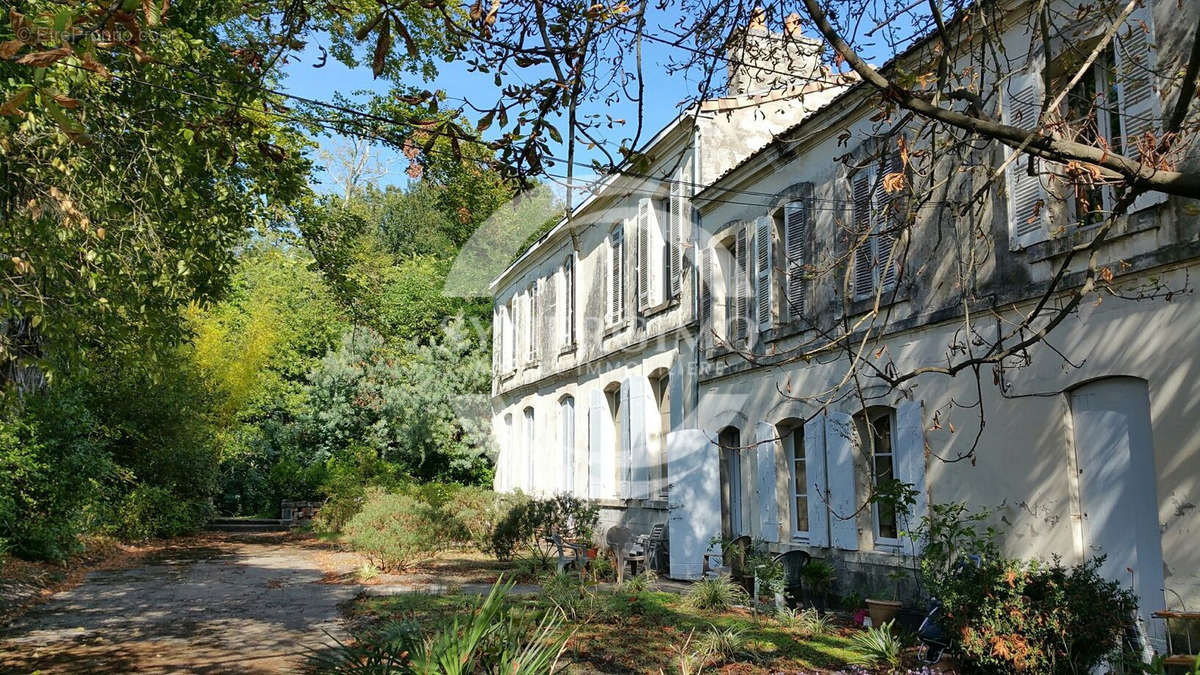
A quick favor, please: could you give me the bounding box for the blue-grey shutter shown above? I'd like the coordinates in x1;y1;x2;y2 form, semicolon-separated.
755;421;780;543
1114;6;1166;213
895;400;928;551
826;412;859;551
803;413;830;547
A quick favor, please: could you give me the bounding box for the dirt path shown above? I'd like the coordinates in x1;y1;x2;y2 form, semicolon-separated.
0;532;360;674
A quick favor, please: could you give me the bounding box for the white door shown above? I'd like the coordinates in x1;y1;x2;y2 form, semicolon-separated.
1070;378;1165;647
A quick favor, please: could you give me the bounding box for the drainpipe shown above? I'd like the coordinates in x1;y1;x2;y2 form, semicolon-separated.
692;121;703;429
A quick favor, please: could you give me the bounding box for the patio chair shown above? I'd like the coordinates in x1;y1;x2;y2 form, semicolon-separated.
638;523;668;573
605;526;645;583
702;535;752;582
547;533;588;580
772;549;812;607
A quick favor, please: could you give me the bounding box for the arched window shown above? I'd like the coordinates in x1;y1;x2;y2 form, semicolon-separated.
523;406;535;492
780;419;809;540
559;396;575;494
718;426;743;538
561;255;576;347
855;406;898;543
650;370;670;499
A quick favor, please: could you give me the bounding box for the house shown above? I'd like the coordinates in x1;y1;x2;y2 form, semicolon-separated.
490;0;1198;648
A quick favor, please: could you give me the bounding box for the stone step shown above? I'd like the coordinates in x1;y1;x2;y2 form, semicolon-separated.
206;518;288;532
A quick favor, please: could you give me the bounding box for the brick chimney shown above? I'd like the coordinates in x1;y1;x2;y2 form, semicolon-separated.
726;8;826;96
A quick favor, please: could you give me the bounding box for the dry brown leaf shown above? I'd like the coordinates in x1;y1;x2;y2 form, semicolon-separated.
52;93;81;109
0;87;31;116
0;40;25;59
16;45;72;67
882;171;906;193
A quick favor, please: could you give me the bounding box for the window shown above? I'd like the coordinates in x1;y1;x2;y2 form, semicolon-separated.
718;426;743;538
637;197;667;311
668;166;687;298
560;397;575;494
503;412;513;490
502;298;514;372
786;426;809;539
718;227;751;344
561;255;575;347
526;281;539;362
608;225;625;325
851;152;900;300
606;385;624;495
860;408;898;543
523;406;535;492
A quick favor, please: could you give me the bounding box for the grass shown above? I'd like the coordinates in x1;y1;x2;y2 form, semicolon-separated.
351;584;862;673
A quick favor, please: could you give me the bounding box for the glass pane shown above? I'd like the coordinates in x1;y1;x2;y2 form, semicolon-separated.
794;459;807;498
796;497;809;533
878;501;898;539
874;453;894;483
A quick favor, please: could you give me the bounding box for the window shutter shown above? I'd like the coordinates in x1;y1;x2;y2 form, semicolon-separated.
1003;62;1051;249
895;400;928;552
619;380;633;499
699;247;713;343
528;283;539;361
826;412;859;551
735;225;748;342
648;199;666;306
755;216;773;332
852;169;875;298
563;255;575;346
878;152;901;291
1115;8;1166;213
637;200;651;311
588;390;608;498
628;376;652;500
669;179;683;297
544;274;556;353
492;306;501;375
610;227;624;323
802;414;830;547
755;422;780;543
784;193;810;321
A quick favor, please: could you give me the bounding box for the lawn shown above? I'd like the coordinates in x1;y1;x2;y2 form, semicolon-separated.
348;578;867;673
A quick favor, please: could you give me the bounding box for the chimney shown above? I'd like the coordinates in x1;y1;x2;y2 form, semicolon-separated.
725;8;826;97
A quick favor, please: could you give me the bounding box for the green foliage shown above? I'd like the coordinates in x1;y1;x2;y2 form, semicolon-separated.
849;620;904;668
113;485;211;542
341;489;459;571
313;580;567;674
685;575;752;612
913;501;1000;592
698;623;751;664
799;558;837;592
939;556;1138;673
488;494;599;562
777;607;834;636
538;571;600;622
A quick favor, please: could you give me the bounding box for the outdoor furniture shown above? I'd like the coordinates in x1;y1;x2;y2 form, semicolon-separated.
702;535;752;581
772;549;812;607
1152;610;1200;668
638;523;668;573
547;533;589;580
605;526;645;583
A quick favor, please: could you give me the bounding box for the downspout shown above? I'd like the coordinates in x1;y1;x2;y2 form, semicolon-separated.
692;121;703;429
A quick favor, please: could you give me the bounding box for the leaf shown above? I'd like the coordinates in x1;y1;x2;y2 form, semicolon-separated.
355;12;385;41
371;20;391;78
52;93;81;109
0;87;32;116
476;109;495;133
882;171;906;193
394;20;419;60
545;123;562;144
0;40;25;59
16;45;73;67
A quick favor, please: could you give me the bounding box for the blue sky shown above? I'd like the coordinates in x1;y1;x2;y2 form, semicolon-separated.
281;31;692;194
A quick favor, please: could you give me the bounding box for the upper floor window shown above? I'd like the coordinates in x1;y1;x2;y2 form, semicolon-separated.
1003;8;1164;249
526;280;539;363
851;151;900;301
636;197;668;311
561;254;575;348
608;225;626;325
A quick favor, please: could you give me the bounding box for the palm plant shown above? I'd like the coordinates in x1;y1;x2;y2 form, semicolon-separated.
848;619;904;670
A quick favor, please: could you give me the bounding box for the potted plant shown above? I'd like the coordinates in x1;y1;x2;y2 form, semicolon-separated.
798;559;836;610
865;573;903;626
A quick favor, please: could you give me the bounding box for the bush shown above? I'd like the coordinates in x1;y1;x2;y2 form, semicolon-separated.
939;556;1137;673
441;485;523;552
849;620;904;668
342;489;458;571
489;493;598;562
114;485;211;541
685;574;751;611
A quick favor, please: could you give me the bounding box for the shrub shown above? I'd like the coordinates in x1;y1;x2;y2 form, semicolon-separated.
489;493;598;562
697;624;752;664
341;489;457;571
939;556;1137;673
438;485;524;552
778;607;834;636
849;620;904;668
538;571;599;621
685;574;751;611
114;485;211;541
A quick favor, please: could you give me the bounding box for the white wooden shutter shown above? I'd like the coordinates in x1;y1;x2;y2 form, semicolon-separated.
755;216;773;332
544;274;556;353
735;225;748;342
649;200;666;306
609;226;624;323
826;411;859;551
637;200;650;310
877;152;901;291
784;194;810;321
852;169;875;299
755;421;780;543
669;179;683;297
588;390;606;498
619;380;633;499
802;413;830;547
562;255;575;347
699;247;713;339
895;400;928;551
528;282;539;361
1003;62;1051;249
492;306;501;375
1115;7;1167;213
627;376;652;500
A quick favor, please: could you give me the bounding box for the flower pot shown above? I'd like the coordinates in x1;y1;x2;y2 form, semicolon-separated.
866;598;902;626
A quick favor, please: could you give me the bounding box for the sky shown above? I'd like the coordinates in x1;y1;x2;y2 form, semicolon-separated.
281;27;693;195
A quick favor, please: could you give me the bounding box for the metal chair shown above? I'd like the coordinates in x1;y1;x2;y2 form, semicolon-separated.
638;523;668;573
547;533;588;580
702;535;752;579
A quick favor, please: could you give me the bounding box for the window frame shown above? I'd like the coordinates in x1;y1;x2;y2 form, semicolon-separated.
864;408;901;549
785;425;810;542
561;254;576;349
560;396;575;494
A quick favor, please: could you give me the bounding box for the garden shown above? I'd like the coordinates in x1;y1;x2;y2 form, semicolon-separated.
309;487;1167;674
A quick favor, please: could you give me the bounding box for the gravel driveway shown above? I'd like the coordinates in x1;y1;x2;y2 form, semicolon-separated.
0;533;359;674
